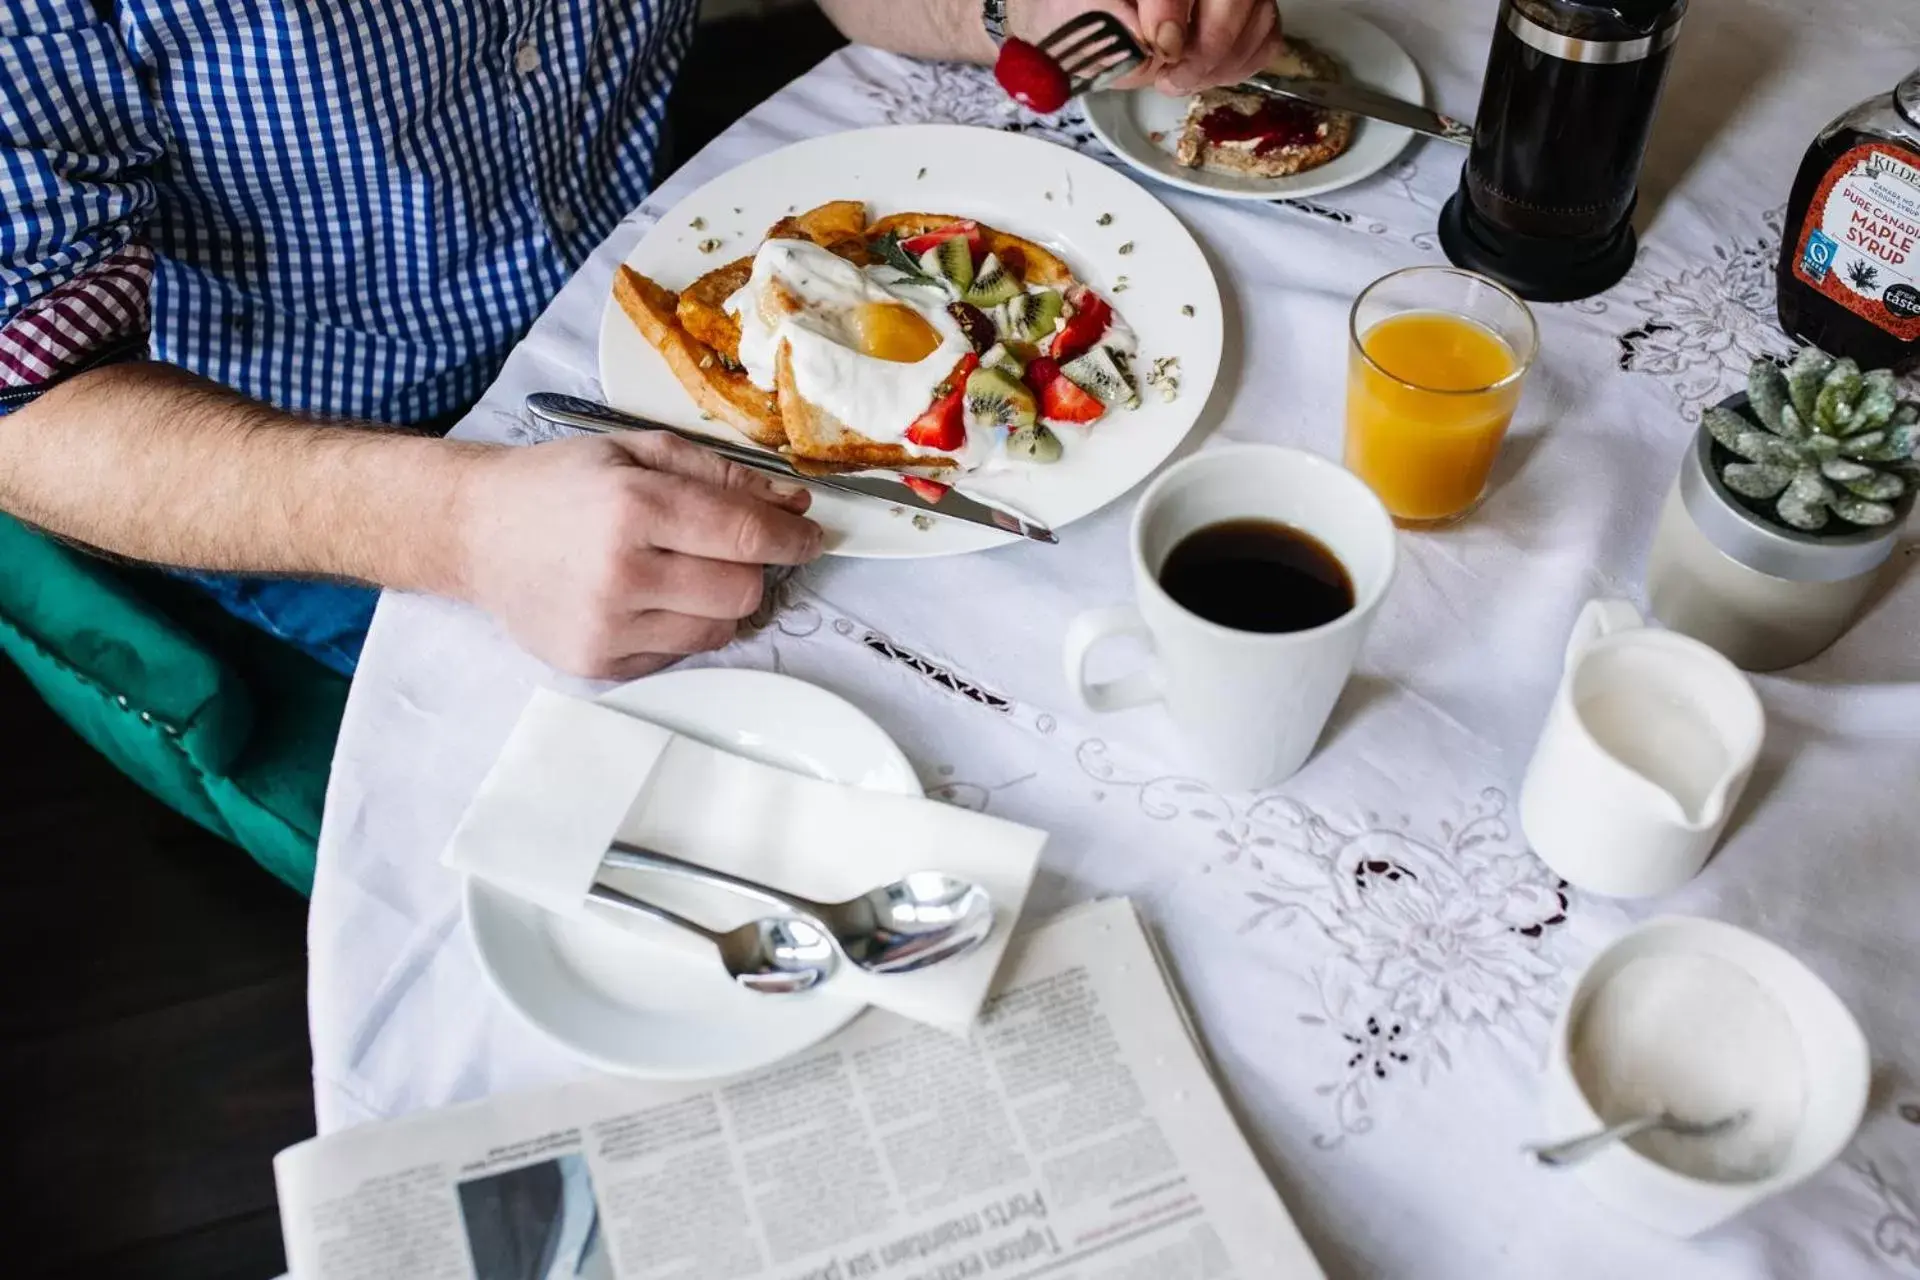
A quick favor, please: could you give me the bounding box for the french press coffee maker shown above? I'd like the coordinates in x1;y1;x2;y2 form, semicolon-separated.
1439;0;1688;302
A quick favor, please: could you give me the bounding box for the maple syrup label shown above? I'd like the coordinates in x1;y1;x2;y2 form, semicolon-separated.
1791;142;1920;341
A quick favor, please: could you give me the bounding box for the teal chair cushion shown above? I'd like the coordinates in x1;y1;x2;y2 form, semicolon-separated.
0;513;346;894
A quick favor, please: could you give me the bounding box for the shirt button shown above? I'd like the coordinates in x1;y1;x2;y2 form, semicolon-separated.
551;207;578;235
513;41;541;74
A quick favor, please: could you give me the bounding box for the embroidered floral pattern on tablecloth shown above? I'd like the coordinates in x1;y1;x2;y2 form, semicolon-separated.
742;566;818;639
860;58;1099;153
827;616;1017;713
1853;1158;1920;1268
1613;205;1920;420
1615;208;1794;419
1077;738;1575;1147
926;767;1038;813
1279;198;1389;238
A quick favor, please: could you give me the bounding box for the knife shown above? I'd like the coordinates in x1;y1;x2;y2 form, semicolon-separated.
524;393;1058;544
1244;73;1475;148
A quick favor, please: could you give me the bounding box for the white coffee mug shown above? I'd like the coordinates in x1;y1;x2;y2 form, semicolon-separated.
1519;599;1765;898
1063;445;1397;791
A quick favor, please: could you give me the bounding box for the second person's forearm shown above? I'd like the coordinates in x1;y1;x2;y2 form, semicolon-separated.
814;0;999;63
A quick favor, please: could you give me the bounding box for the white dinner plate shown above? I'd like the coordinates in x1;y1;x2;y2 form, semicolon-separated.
1082;8;1424;202
465;669;921;1079
597;124;1223;558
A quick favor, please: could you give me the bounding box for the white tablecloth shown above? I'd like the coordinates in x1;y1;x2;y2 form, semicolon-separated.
309;5;1920;1275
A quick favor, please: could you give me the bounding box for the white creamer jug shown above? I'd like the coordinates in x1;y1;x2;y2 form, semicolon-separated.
1520;600;1766;898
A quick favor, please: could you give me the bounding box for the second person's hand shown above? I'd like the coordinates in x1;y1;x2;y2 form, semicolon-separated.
1153;0;1280;94
1013;0;1282;96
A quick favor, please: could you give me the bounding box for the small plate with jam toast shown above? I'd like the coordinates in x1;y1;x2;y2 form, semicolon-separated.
598;124;1223;558
1082;9;1424;202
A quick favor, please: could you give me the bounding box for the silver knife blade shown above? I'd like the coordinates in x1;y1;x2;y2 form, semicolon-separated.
1243;73;1475;148
524;393;1058;544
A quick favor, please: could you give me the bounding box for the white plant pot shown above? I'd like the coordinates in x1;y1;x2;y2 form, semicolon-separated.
1645;397;1903;672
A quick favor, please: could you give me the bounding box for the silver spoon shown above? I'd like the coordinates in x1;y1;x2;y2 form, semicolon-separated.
1526;1109;1751;1168
586;881;836;995
603;843;996;976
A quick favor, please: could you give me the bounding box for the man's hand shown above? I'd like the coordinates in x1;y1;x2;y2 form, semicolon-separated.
456;431;824;680
1014;0;1281;95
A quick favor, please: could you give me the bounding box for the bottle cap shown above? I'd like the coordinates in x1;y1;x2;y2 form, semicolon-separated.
1898;68;1920;129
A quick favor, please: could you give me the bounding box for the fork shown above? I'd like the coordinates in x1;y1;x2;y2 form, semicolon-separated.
1038;11;1148;98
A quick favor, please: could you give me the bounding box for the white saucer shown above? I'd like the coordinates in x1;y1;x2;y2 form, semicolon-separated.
465;669;921;1079
1082;8;1425;202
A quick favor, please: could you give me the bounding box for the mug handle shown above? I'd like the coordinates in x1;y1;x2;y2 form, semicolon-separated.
1063;606;1164;713
1566;597;1646;668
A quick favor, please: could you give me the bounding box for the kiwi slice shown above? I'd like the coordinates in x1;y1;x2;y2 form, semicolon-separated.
919;237;974;293
1005;289;1064;343
980;342;1026;379
964;365;1037;433
963;253;1021;307
998;299;1029;339
1062;346;1140;409
1006;423;1063;463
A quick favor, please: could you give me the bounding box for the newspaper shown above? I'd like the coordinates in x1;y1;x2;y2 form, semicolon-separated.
274;898;1325;1280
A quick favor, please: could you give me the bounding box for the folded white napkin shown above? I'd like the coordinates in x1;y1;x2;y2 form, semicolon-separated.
444;688;1046;1032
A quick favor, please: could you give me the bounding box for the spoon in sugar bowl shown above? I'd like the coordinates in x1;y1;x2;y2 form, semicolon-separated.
602;842;996;976
1526;1109;1751;1169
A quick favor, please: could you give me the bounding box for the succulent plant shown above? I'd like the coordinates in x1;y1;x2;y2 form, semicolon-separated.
1705;347;1919;531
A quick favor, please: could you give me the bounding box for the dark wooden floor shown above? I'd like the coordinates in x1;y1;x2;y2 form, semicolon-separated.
0;12;850;1278
0;655;314;1278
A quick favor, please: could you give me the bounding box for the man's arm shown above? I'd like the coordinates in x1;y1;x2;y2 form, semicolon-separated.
2;361;824;678
3;362;473;591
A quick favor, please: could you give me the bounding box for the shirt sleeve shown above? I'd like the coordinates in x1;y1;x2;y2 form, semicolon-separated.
0;1;165;412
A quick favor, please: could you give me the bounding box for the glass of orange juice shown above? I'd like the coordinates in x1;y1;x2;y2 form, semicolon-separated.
1344;267;1538;528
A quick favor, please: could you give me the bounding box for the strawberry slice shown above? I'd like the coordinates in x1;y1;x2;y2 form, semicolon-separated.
941;352;979;395
1038;370;1106;424
901;476;951;503
906;386;965;450
901;221;987;265
905;354;977;451
1048;286;1114;360
1023;355;1063;398
1024;354;1104;424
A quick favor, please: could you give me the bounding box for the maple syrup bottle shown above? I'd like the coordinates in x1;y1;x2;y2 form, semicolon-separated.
1777;69;1920;371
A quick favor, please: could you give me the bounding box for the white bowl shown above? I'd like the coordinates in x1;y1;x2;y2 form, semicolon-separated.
1543;916;1869;1236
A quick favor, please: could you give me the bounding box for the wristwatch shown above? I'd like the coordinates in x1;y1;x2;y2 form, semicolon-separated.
982;0;1009;45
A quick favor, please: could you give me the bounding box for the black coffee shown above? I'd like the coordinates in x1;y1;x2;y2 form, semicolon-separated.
1158;519;1354;634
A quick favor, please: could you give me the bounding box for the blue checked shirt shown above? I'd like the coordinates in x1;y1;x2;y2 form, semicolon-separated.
0;0;696;424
